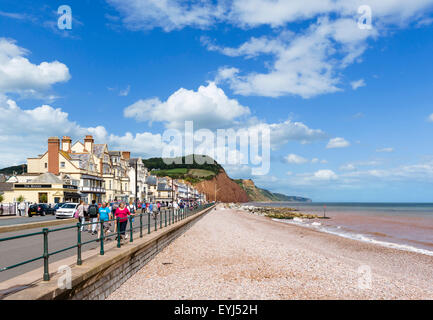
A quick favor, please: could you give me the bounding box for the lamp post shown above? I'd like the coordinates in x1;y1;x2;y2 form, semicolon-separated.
214;184;221;202
135;159;138;208
172;178;175;218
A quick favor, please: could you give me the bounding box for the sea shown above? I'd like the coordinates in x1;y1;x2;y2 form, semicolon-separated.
246;202;433;256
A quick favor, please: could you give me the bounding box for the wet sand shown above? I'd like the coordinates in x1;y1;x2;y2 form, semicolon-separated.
107;205;433;300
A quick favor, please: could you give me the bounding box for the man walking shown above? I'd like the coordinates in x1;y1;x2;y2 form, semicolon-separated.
88;200;99;235
98;202;112;240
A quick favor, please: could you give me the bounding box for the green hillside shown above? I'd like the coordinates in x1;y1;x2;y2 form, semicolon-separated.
0;164;27;175
143;155;222;175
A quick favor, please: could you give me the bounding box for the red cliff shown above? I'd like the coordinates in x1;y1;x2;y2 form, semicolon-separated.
195;170;249;203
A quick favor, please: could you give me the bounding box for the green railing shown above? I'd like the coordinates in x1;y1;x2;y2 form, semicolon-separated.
0;203;215;281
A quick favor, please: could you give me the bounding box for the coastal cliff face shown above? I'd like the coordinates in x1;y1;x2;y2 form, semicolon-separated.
233;178;312;203
195;170;249;203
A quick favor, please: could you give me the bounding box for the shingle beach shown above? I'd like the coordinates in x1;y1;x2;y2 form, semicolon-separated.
107;205;433;300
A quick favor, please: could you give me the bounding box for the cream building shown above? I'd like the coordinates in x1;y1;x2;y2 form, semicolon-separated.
18;136;132;204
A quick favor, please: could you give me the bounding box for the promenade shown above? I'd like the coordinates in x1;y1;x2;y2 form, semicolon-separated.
108;205;433;300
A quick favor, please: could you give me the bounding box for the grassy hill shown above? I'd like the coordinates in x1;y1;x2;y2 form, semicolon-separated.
0;164;27;175
145;155;222;184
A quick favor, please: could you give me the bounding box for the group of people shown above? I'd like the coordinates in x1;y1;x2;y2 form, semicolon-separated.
75;199;202;241
76;200;136;241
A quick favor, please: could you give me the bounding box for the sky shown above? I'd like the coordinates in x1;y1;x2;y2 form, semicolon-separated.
1;0;433;202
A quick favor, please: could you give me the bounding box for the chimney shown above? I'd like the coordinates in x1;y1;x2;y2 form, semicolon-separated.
122;151;131;160
84;135;94;153
61;136;72;152
47;137;60;175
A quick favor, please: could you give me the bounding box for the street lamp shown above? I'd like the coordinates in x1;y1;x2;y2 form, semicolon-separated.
214;184;221;203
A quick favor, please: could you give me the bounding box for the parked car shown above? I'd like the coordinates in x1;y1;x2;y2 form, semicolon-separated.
28;204;56;217
55;203;79;219
53;202;66;211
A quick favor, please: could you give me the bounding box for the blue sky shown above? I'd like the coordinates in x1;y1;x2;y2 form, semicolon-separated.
1;0;433;202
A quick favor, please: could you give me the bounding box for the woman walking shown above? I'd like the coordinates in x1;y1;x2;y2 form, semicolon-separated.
114;202;130;241
77;201;86;232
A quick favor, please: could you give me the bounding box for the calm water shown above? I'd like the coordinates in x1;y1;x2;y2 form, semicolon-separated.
247;202;433;255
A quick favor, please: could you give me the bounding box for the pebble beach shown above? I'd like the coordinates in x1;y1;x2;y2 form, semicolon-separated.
107;205;433;300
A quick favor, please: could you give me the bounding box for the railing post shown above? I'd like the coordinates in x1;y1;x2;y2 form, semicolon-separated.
165;210;167;227
169;209;171;225
140;213;143;238
129;215;133;243
117;218;121;248
155;212;157;231
43;228;49;281
77;222;82;265
148;211;151;234
99;221;104;255
160;210;163;229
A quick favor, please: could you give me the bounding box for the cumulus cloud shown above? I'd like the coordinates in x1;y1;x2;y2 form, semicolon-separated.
0;38;70;95
351;79;366;90
108;1;433;98
0;95;170;166
213;18;375;98
106;0;224;32
124;82;250;129
285;154;309;164
376;147;394;153
327;137;350;149
107;0;433;31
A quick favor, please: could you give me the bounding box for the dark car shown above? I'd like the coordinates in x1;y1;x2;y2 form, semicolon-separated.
28;204;56;217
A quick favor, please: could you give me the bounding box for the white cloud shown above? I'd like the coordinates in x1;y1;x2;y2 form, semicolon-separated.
376;147;394;153
0;38;70;95
340;163;357;171
108;1;433;99
0;95;170;166
285;154;309;164
266;119;327;148
108;0;433;31
428;113;433;122
124;82;250;129
214;18;375;98
313;169;338;181
106;0;224;32
119;85;130;96
350;79;366;90
327;137;350;149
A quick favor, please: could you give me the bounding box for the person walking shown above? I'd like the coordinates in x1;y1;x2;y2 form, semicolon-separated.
97;202;112;240
114;202;130;241
173;201;178;217
77;201;87;232
18;201;26;217
88;200;99;235
126;201;136;240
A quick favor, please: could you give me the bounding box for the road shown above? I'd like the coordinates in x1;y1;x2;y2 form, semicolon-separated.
0;210;174;282
0;215;57;227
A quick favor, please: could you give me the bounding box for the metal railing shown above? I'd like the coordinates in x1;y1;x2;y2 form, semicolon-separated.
0;203;215;281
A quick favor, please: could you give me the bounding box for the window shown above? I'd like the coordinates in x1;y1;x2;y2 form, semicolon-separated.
60;162;65;168
44;163;47;169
